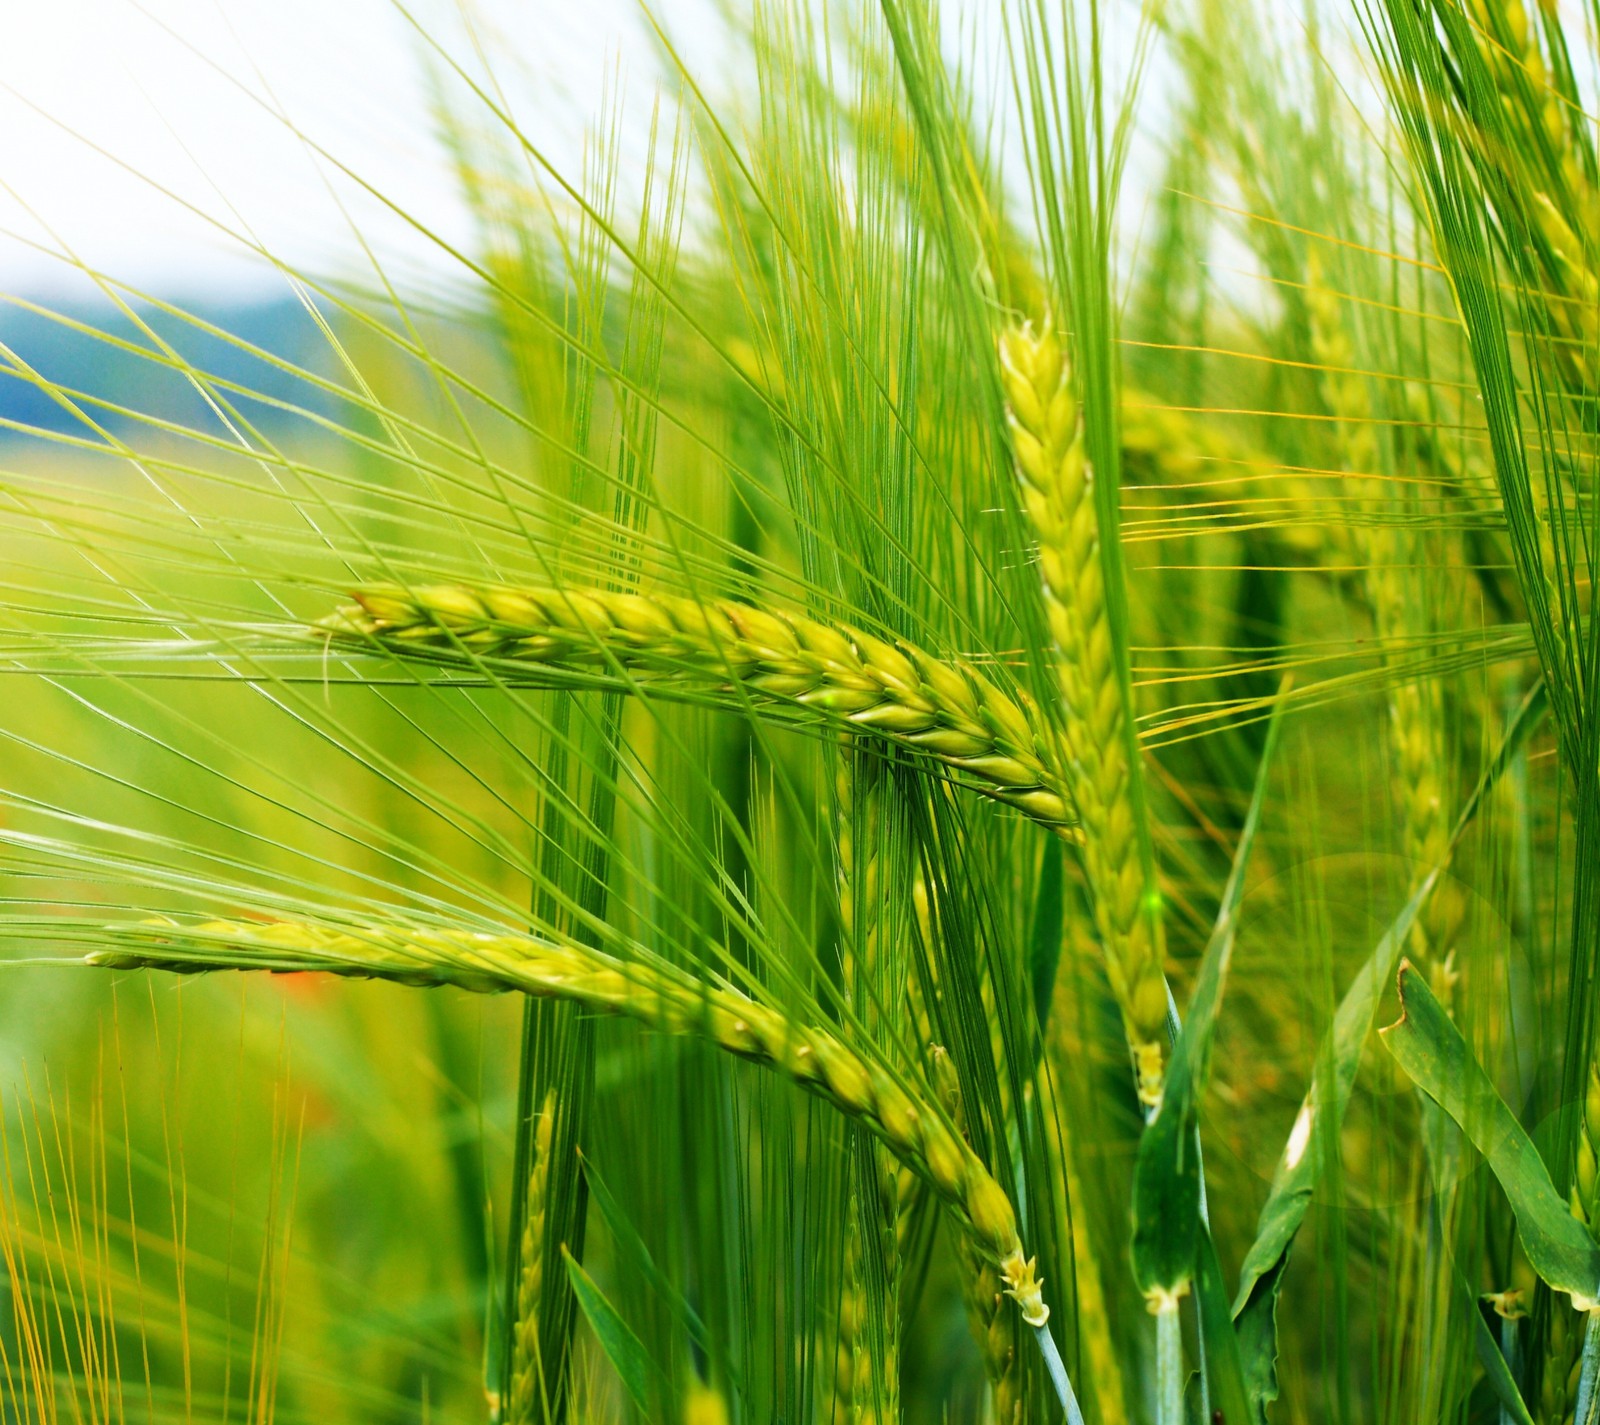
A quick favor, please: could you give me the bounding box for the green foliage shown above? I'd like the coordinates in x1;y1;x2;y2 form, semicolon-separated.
2;0;1598;1421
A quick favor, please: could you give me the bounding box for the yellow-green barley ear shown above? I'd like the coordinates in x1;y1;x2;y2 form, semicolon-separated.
320;584;1079;841
998;319;1168;1108
91;918;1051;1330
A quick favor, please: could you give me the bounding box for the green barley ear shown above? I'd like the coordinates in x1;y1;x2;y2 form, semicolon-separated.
508;1091;558;1425
830;1146;902;1425
832;1181;868;1425
831;754;904;1425
998;320;1168;1108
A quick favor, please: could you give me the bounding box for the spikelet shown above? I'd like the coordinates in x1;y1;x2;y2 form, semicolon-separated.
90;918;1049;1326
508;1090;557;1425
998;319;1168;1107
318;584;1078;840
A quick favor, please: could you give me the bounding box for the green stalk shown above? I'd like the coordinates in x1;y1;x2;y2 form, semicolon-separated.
1155;1295;1183;1425
500;684;624;1423
1576;1313;1600;1425
1032;1324;1086;1425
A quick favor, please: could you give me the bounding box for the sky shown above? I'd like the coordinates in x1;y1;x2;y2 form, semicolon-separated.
0;0;710;300
0;0;1310;306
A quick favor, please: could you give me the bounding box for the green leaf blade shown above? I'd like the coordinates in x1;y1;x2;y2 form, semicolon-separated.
1380;963;1600;1305
562;1246;659;1416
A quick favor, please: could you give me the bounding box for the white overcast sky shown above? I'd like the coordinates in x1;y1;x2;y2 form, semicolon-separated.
0;0;1332;304
0;0;726;300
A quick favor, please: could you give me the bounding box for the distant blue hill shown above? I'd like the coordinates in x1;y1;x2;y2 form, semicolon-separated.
0;296;340;444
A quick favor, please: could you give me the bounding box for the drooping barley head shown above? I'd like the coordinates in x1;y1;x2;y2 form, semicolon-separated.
319;584;1078;840
89;918;1050;1327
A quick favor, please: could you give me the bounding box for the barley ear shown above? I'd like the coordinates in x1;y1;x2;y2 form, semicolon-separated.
89;919;1049;1329
998;319;1168;1108
832;1183;867;1425
831;750;904;1425
508;1090;558;1425
318;584;1080;841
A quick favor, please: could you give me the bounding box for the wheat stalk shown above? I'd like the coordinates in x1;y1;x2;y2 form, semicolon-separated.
999;319;1168;1107
317;584;1077;840
87;918;1050;1327
508;1089;557;1425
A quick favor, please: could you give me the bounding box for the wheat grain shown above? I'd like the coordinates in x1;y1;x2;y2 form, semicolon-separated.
999;319;1168;1107
508;1089;557;1425
88;919;1049;1326
318;584;1077;840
